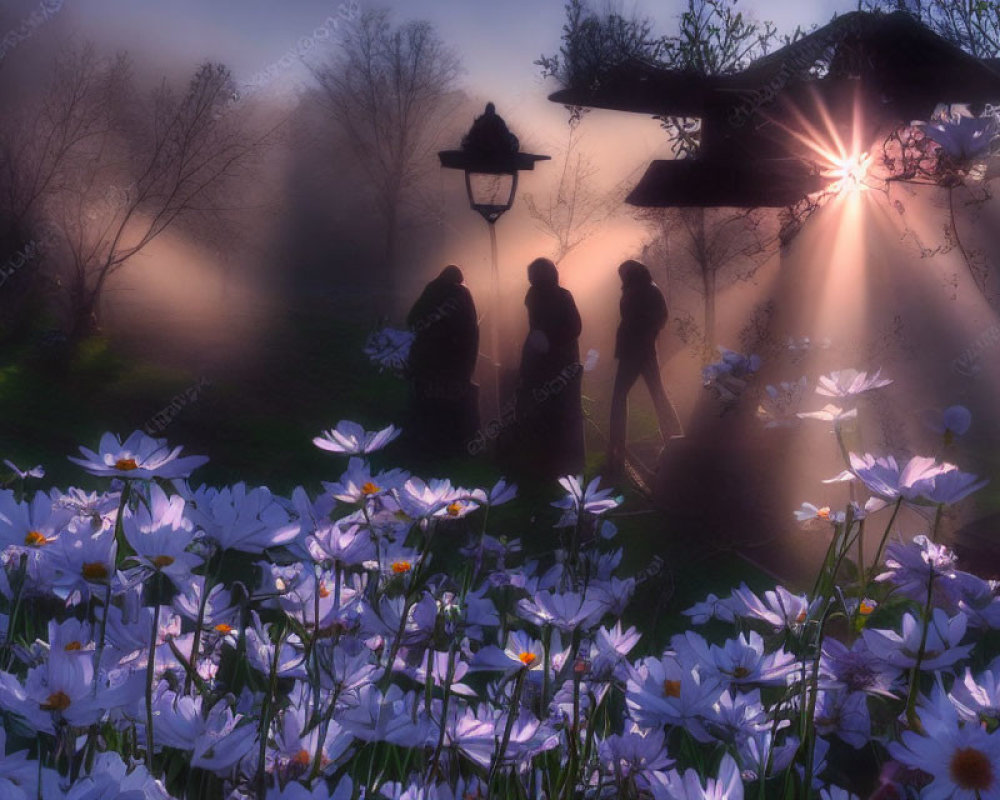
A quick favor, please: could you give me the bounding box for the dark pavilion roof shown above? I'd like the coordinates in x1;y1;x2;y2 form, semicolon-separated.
549;11;1000;207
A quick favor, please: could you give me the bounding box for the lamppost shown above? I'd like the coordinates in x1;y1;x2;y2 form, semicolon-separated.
439;102;549;413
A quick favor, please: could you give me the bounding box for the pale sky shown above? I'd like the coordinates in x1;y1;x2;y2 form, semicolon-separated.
0;0;857;199
2;0;856;108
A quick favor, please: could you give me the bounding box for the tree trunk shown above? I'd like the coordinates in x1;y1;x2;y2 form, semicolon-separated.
703;266;716;356
68;280;100;342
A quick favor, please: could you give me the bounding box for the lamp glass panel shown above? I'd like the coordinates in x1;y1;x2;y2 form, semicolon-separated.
467;172;515;209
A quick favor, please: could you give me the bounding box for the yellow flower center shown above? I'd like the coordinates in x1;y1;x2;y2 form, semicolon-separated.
82;562;109;581
518;652;537;666
152;555;175;569
447;501;462;517
41;691;71;711
949;746;993;791
391;560;412;574
65;641;83;651
214;624;233;634
24;530;48;546
361;482;380;496
114;457;139;471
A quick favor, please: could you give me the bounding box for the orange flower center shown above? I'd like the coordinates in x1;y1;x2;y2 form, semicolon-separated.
82;562;109;581
292;749;311;766
114;457;138;471
65;641;83;651
391;560;412;574
41;691;71;711
24;530;48;546
859;601;876;616
214;624;233;634
816;507;831;520
318;583;330;598
518;652;537;666
663;679;681;698
732;666;751;679
446;502;462;517
152;555;175;569
796;610;807;623
949;746;993;791
361;482;380;496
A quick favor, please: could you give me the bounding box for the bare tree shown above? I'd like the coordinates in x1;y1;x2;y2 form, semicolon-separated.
0;44;125;246
20;49;267;338
312;10;462;283
521;120;627;264
642;207;777;353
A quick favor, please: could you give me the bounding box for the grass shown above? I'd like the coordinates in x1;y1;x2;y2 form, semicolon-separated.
0;312;775;653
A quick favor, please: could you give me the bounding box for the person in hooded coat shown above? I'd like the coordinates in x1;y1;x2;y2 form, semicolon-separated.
406;265;480;454
513;257;585;479
609;259;682;473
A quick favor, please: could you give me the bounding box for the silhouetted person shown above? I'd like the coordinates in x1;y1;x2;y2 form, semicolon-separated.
406;265;480;455
609;260;681;473
513;258;584;479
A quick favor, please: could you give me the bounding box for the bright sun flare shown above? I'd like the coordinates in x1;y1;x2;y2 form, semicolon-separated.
823;151;873;193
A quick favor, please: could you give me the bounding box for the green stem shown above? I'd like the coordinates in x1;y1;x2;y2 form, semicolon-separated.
145;586;161;773
488;669;526;790
905;572;936;729
185;550;223;695
425;641;458;783
869;497;903;586
256;621;284;797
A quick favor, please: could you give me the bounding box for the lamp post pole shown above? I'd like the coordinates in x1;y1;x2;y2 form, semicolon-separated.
439;103;549;426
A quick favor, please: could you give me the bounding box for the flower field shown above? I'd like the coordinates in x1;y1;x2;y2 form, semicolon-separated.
1;372;999;799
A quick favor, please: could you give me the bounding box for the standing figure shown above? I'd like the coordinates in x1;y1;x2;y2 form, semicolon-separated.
406;265;480;455
514;257;585;479
609;260;682;473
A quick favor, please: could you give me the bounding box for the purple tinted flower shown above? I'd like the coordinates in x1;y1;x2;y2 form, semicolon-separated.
814;688;870;749
625;653;721;735
730;584;821;632
186;483;298;554
552;475;621;527
2;460;44;481
862;609;972;671
923;405;972;440
516;589;610;633
820;637;901;699
312;421;401;455
68;431;208;479
815;367;892;399
599;725;673;791
673;630;796;688
684;593;738;626
322;457;408;504
922;110;999;161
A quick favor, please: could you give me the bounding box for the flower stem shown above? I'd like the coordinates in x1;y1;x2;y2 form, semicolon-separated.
869;497;903;586
488;669;526;790
145;585;161;773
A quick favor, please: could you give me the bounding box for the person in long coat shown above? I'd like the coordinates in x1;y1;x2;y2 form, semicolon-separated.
514;257;585;479
608;259;682;473
406;265;480;454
